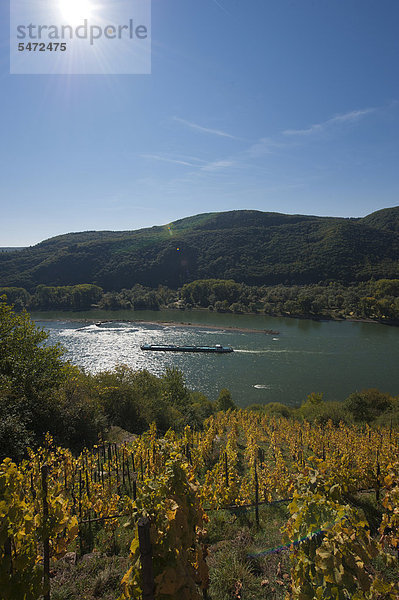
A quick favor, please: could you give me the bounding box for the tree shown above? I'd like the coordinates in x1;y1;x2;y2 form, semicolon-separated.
0;394;34;461
0;287;30;311
215;388;236;411
0;297;74;457
0;298;69;400
91;366;146;434
374;278;399;298
304;392;324;406
161;368;190;409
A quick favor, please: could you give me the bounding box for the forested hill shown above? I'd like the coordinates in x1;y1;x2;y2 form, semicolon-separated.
0;247;25;253
1;207;399;291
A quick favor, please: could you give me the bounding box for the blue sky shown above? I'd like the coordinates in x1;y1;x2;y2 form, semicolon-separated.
1;0;399;246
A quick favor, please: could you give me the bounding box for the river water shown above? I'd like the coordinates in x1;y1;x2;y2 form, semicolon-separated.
31;309;399;408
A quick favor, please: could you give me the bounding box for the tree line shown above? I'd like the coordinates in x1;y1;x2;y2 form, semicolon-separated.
2;277;399;323
181;278;399;322
0;284;176;312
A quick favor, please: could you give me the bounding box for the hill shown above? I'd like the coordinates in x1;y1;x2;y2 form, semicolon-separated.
360;205;399;232
0;247;26;253
0;207;398;291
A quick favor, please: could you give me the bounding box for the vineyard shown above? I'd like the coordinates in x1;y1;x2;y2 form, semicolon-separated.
1;412;399;599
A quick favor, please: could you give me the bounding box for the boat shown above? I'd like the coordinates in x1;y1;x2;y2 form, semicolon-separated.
140;344;233;353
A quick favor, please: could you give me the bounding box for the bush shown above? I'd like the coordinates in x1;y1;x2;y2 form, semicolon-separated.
0;396;34;461
263;402;292;418
302;401;351;426
344;388;395;423
51;375;107;453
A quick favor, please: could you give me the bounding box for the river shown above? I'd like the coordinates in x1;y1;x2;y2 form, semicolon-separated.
31;309;399;408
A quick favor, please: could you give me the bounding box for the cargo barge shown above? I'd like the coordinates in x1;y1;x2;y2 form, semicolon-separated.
140;344;233;353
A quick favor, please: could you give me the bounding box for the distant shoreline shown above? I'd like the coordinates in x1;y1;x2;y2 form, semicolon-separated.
31;307;399;331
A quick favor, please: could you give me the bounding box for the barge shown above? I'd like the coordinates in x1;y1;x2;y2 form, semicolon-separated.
140;344;233;353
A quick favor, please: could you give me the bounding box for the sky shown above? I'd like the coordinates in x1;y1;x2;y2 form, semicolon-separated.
1;0;399;246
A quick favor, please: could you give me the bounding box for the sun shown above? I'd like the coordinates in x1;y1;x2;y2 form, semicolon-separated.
59;0;94;26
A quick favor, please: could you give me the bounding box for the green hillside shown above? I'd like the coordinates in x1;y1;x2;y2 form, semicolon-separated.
0;208;398;291
0;247;25;253
360;205;399;233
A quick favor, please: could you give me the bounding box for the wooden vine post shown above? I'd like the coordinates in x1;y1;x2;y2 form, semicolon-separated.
78;469;83;556
131;453;137;500
138;517;155;600
224;452;229;488
254;460;259;528
4;536;12;576
41;464;50;600
376;450;381;503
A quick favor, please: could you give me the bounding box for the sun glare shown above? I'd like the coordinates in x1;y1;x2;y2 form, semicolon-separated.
59;0;94;26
